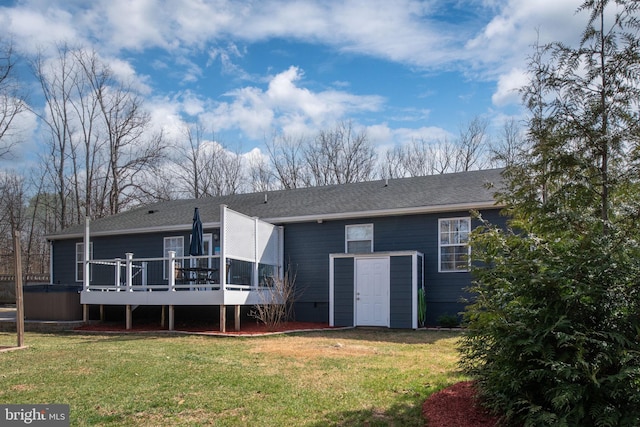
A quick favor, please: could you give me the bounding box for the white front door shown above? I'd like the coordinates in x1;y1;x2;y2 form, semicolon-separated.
355;257;390;327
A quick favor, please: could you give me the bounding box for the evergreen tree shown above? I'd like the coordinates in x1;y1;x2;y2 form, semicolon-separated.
460;1;640;425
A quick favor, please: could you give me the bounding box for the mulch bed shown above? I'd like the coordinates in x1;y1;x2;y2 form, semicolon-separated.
422;381;499;427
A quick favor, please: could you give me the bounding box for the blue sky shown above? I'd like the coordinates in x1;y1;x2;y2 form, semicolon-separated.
0;0;589;166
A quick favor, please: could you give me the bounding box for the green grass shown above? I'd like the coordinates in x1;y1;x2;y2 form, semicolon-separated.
0;329;465;426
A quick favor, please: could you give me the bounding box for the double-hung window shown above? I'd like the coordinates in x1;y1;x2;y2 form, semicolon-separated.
75;242;93;282
439;217;471;272
345;224;373;253
164;236;184;279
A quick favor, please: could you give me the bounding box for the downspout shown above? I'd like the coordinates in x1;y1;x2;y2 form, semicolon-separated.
278;226;284;281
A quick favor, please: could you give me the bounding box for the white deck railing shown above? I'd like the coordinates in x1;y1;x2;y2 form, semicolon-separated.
81;251;281;307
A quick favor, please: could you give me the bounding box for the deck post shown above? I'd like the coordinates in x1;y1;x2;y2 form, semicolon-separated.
160;305;166;328
84;217;90;292
100;305;105;321
168;251;176;291
83;305;89;322
115;258;122;291
168;305;174;331
220;305;226;332
141;262;148;290
125;253;133;292
126;305;132;330
234;305;241;331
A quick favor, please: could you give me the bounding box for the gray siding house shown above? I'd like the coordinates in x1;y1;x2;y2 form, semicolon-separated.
48;168;505;330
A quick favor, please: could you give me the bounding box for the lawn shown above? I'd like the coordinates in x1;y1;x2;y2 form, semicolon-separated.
0;329;465;426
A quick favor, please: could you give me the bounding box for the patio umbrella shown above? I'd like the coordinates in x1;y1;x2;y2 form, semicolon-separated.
189;207;204;256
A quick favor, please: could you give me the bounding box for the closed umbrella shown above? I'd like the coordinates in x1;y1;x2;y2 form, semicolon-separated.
189;207;204;256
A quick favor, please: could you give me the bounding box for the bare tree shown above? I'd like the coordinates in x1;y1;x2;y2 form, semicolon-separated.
0;39;26;159
22;171;53;275
210;146;244;196
266;132;308;189
32;44;79;229
93;77;165;215
172;122;215;199
248;151;277;192
170;123;245;198
490;117;526;168
380;144;407;179
454;117;490;172
305;120;377;186
0;171;26;234
70;48;107;219
32;45;166;223
0;172;27;275
380;117;491;179
407;138;448;176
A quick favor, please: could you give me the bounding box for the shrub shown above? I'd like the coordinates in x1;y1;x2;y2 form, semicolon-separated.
460;217;640;426
437;314;459;328
249;267;297;331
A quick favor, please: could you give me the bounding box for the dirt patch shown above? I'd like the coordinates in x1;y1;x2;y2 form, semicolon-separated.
422;381;499;427
75;321;334;336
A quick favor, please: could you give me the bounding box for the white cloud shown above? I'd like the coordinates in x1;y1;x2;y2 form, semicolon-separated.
365;123;452;147
92;0;173;51
180;91;206;117
0;106;39;167
146;97;187;142
1;6;77;55
208;43;248;79
1;0;611;163
492;67;527;107
3;0;473;69
466;0;583;75
198;66;384;140
3;0;584;88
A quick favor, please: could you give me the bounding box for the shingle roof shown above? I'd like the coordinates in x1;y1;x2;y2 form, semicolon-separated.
49;168;504;239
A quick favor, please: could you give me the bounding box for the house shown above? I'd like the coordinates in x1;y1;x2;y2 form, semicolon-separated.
47;168;506;331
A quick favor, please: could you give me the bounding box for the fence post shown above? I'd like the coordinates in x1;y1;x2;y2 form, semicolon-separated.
168;251;176;291
13;230;24;348
125;253;133;292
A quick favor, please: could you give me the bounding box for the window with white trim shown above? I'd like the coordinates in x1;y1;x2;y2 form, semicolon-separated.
164;236;184;279
75;242;93;282
439;217;471;272
345;224;373;253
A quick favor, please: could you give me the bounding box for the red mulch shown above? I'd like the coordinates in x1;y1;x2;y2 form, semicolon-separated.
422;381;499;427
75;320;333;335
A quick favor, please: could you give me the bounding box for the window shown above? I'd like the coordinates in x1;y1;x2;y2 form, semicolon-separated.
439;217;471;272
191;234;212;270
346;224;373;253
75;242;93;282
164;236;184;279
